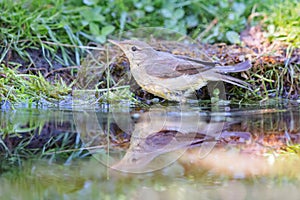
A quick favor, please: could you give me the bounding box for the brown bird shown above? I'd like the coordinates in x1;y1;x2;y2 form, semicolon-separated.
109;39;252;102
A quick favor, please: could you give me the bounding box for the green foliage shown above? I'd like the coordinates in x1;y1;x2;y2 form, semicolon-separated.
0;65;71;104
73;0;267;43
264;0;300;47
0;0;276;56
0;0;294;70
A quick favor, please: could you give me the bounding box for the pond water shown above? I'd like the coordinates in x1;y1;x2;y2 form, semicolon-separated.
1;101;300;199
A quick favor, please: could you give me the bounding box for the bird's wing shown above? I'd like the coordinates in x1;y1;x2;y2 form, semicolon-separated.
145;54;214;79
176;55;252;73
174;55;218;66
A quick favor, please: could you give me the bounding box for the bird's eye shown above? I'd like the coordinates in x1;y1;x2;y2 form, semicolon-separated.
131;46;137;51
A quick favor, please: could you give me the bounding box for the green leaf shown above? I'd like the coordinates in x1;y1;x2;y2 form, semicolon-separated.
83;0;99;6
161;8;172;18
81;9;94;20
134;2;143;9
101;25;115;36
89;22;100;35
186;15;198;28
232;2;246;17
81;20;89;27
226;31;241;44
95;35;106;43
81;7;104;23
144;5;154;13
134;10;145;18
174;9;184;20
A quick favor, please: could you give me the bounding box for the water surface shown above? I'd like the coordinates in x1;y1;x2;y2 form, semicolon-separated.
1;102;300;199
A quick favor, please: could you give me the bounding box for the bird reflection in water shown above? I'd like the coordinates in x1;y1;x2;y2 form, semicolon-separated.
112;105;228;173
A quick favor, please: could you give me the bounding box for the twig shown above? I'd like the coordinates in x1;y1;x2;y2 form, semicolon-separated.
197;18;218;41
44;66;79;77
21;67;48;73
41;41;105;51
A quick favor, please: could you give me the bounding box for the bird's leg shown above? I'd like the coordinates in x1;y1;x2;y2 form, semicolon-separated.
165;90;187;102
182;88;198;101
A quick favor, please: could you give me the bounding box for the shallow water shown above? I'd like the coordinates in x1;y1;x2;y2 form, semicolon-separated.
1;101;300;199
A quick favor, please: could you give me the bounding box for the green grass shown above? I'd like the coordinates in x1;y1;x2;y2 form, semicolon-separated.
1;0;77;67
0;0;294;60
264;0;300;47
0;65;71;104
0;0;279;68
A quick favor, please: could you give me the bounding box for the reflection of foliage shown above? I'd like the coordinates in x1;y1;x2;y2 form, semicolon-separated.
0;109;86;173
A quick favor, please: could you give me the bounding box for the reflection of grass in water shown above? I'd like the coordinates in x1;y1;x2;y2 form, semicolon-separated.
0;130;87;173
0;109;88;172
1;118;300;197
0;109;47;139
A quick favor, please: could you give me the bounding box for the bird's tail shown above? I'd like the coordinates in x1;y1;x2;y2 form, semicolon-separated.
215;60;252;73
220;74;252;90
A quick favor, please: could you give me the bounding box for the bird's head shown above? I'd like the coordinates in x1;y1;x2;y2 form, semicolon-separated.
108;39;155;66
